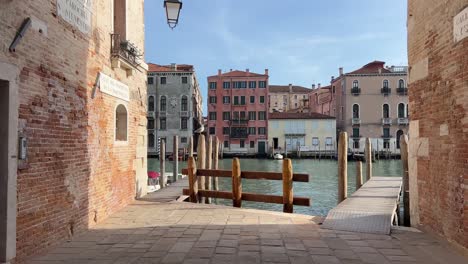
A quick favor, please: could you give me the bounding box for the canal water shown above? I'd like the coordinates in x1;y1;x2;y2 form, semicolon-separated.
148;158;402;216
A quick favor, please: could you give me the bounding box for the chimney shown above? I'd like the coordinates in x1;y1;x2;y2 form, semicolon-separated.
171;63;177;70
289;84;293;93
312;84;316;89
218;69;222;75
318;83;321;89
230;69;233;72
339;67;343;76
246;68;249;73
331;76;335;82
265;69;269;75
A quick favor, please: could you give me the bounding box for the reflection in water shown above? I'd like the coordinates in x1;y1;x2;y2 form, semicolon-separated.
148;158;402;216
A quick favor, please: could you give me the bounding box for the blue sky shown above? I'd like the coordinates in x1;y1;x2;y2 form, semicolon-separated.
144;0;408;114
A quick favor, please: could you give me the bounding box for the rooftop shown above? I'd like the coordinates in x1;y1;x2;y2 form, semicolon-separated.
148;63;194;72
269;112;335;120
346;61;407;75
269;85;313;93
208;69;268;78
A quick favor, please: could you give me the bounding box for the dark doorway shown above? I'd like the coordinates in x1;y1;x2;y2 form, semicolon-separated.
273;138;279;149
396;130;404;149
258;141;266;155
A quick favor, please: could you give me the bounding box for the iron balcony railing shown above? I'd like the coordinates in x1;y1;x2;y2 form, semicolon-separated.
351;87;361;95
381;118;392;125
396;87;408;95
111;33;142;68
352;118;361;125
381;87;391;95
397;117;409;125
230;118;249;126
147;112;155;118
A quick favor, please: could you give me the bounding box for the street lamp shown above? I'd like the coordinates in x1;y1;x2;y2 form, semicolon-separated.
164;0;182;29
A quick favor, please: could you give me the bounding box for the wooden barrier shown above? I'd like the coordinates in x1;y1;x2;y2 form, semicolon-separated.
173;135;178;182
365;138;372;180
197;135;206;202
356;161;363;190
188;136;193;157
213;137;219;191
338;132;348;202
400;134;410;226
182;158;310;213
205;136;213;204
160;140;166;188
187;157;198;203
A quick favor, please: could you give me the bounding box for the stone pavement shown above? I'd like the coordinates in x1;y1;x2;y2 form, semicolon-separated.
28;201;468;264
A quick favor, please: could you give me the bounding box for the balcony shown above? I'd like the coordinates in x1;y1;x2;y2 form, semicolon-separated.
147;112;155;118
397;117;409;125
396;87;408;95
381;134;392;139
351;134;361;139
351;87;361;96
381;118;392;125
230;127;248;138
230;118;249;126
352;118;361;125
381;87;391;96
111;34;143;75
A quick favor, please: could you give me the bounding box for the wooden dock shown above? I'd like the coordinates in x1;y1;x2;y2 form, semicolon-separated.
322;176;402;235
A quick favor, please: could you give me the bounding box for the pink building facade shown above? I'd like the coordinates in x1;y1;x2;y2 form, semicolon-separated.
207;69;269;156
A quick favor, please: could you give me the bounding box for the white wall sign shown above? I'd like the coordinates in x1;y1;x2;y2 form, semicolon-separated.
454;6;468;43
99;72;130;101
57;0;92;34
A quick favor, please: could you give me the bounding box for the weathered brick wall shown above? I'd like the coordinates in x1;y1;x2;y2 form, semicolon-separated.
0;0;147;262
407;0;467;249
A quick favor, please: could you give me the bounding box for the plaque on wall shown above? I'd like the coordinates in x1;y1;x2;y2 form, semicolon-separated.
454;6;468;43
57;0;92;34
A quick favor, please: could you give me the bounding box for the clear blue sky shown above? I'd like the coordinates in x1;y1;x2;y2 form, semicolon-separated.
144;0;408;114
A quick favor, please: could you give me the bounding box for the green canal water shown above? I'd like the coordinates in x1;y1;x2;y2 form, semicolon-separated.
148;158;402;216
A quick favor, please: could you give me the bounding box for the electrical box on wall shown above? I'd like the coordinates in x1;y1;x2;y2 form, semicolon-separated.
18;137;27;160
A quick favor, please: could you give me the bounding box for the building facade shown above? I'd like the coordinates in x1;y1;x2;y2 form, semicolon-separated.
268;112;336;153
147;63;203;156
207;69;269;155
334;61;409;154
268;84;311;113
0;0;148;262
408;0;468;249
309;84;336;117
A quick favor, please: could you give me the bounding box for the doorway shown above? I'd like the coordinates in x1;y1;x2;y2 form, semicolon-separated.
273;138;278;149
396;130;404;149
258;141;266;155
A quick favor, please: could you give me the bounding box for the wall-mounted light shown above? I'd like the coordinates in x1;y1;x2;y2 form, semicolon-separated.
164;0;182;29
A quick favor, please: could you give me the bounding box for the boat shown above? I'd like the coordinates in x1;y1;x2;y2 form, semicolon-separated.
274;153;283;160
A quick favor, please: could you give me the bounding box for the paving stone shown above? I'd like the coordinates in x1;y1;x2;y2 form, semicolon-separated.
261;246;286;254
308;247;333;255
194;240;217;248
218;239;239;248
285;243;306;251
303;239;329;248
357;253;391;264
186;247;214;258
310;255;341;264
169;242;195;253
215;247;237;254
261;253;290;263
333;249;359;260
239;245;261;252
350;246;378;253
161;253;186;263
385;255;417;262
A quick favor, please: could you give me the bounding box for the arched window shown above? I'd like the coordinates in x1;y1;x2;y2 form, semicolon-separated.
399;79;405;88
383;104;389;118
383;80;389;88
115;104;128;141
352;80;359;88
160;96;166;111
148;132;155;148
181;96;188;111
352;104;360;118
398;103;405;118
148;96;154;112
396;130;404;149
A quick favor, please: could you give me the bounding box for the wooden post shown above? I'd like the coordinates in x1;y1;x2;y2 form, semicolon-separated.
188;136;193;157
160;140;166;188
356;161;363;190
173;135;179;182
365;138;372;181
187;157;198;203
213;137;219;191
338;132;348;203
232;158;242;208
282;158;293;213
205;136;213;204
400;134;410;226
197;135;206;202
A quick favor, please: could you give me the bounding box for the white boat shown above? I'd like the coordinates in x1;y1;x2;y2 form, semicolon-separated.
274;153;283;160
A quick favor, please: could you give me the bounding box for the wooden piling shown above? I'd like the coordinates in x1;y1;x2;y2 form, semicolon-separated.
232;158;242;208
187;157;198;203
356;161;363;190
197;135;206;201
400;134;410;226
205;136;213;204
213;137;219;191
160;141;166;188
282;158;293;213
365;138;372;180
173;135;179;182
338;132;348;203
188;136;193;157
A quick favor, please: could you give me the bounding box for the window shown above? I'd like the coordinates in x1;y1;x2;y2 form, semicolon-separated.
294;95;297;99
260;96;265;103
160;77;167;84
209;112;217;120
250;141;255;148
398;103;405;118
113;0;127;37
332;86;335;94
249;81;256;88
240;140;245;148
312;137;319;146
352;128;360;138
240;111;246;119
209;82;217;89
233;81;247;88
147;119;155;129
181;137;187;143
223;96;230;104
352;104;360;118
399;79;405;88
115;104;127;141
383;127;390;138
259;81;266;88
248;111;256;120
295;103;297;107
352;80;359;88
250;96;255;103
383;80;389;88
383;140;390;149
233;96;239;105
239;96;245;105
160;118;167;130
147;77;154;85
181;117;188;130
148;133;155;148
241;81;247;88
181;96;188;111
258;111;266;120
160;96;167;111
248;127;256;135
258;127;266;135
224;141;229;148
148;96;154;111
325;137;333;146
209;96;217;104
223;112;231;120
182;76;188;84
209;127;215;135
353;140;360;149
223;127;230;135
223;82;230;89
383;104;390;118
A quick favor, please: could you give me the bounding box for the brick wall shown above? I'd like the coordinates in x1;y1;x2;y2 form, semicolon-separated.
0;0;147;262
407;0;467;249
